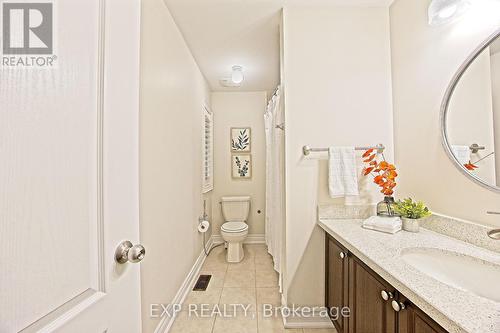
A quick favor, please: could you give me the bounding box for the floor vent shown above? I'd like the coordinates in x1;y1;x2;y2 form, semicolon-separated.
193;275;212;291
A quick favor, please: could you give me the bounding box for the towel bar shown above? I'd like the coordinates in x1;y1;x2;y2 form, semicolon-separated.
302;144;385;156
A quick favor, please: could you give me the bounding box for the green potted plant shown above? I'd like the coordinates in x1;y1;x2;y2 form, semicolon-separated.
394;198;431;233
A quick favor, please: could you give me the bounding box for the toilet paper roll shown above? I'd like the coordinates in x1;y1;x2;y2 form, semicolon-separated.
198;220;210;233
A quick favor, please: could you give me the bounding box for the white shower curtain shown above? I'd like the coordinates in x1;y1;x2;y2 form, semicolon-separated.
264;86;284;289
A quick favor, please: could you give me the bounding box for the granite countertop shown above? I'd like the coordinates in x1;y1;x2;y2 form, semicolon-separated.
318;218;500;333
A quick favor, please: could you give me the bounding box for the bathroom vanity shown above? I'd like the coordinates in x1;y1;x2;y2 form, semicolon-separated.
319;214;500;333
325;232;446;333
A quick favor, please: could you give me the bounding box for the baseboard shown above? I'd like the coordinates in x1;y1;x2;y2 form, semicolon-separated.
154;236;213;333
211;233;266;245
280;295;334;329
282;314;334;329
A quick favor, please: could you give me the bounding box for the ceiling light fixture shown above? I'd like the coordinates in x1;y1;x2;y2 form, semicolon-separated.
428;0;471;26
231;65;244;84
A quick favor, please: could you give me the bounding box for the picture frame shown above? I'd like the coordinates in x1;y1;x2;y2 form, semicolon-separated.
231;154;252;179
230;127;251;152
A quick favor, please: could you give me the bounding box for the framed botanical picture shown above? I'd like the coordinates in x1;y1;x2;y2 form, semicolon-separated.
232;154;252;179
231;127;251;152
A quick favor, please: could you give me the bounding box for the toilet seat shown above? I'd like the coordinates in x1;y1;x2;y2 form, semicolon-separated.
221;221;248;233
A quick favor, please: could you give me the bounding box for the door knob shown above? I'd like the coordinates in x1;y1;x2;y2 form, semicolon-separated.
381;290;394;301
115;241;146;264
339;252;346;259
391;300;406;312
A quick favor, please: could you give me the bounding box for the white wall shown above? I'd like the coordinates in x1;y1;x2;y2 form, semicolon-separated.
282;6;394;305
447;50;496;183
211;92;267;236
390;0;500;228
140;0;212;332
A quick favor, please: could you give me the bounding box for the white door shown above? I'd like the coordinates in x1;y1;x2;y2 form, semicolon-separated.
0;0;142;332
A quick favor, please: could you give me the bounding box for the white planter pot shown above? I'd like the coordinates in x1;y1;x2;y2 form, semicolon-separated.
402;218;420;233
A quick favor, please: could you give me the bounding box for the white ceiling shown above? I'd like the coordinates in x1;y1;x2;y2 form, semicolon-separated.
163;0;394;94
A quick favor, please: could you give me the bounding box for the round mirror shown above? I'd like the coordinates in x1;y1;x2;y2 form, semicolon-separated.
441;29;500;192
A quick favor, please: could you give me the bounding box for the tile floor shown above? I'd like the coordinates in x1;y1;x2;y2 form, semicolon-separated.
170;244;337;333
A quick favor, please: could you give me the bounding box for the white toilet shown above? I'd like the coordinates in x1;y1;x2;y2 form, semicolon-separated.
220;196;251;263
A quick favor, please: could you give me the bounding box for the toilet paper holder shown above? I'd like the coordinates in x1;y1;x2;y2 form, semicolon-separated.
198;219;210;233
198;200;210;233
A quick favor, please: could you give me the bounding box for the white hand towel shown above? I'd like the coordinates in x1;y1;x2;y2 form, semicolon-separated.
363;224;399;233
362;216;402;234
328;147;359;198
451;145;470;165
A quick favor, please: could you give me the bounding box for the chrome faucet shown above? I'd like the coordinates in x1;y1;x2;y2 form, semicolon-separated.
486;212;500;240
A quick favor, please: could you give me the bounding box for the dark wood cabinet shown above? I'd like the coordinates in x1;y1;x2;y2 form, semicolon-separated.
325;234;448;333
397;295;448;333
348;256;397;333
325;237;349;332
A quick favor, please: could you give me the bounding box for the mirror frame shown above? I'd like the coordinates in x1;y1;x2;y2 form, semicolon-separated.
440;28;500;193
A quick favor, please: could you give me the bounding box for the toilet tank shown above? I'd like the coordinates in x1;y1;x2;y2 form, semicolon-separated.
221;196;251;222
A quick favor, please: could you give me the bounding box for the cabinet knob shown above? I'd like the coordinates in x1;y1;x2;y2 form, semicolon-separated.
391;300;406;312
339;252;346;259
381;290;394;301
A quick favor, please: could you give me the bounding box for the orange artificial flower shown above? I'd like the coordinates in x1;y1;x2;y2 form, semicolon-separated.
363;167;375;175
464;161;478;170
362;149;374;158
361;150;398;197
363;154;376;163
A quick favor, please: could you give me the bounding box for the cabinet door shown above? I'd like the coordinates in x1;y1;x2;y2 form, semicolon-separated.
326;236;349;333
348;256;397;333
398;295;448;333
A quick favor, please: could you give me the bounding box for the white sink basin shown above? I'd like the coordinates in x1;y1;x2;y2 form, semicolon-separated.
401;248;500;302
